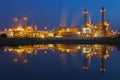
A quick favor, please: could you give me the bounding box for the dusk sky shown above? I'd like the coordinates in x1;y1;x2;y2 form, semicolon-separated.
0;0;120;30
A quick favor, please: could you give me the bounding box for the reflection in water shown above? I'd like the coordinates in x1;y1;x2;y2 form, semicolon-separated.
4;44;114;72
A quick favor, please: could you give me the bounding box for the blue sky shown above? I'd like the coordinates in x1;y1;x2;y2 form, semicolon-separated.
0;0;119;30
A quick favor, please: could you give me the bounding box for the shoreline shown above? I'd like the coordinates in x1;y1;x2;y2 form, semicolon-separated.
0;37;119;47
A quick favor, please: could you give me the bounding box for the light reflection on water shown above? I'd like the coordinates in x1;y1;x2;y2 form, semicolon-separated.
0;44;120;80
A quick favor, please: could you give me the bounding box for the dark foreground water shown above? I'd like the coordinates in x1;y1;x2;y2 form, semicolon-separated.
0;44;120;80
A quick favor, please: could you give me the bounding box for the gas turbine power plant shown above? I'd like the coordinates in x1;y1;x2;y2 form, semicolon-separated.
0;7;118;38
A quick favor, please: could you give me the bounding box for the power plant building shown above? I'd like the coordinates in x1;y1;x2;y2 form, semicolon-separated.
1;8;116;38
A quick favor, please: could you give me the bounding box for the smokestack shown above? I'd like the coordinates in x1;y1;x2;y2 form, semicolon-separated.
100;7;106;37
14;17;18;27
83;9;88;26
23;16;28;28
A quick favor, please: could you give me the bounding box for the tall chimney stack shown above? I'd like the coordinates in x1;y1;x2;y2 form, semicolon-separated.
14;17;18;27
23;16;28;28
83;9;88;26
100;7;106;37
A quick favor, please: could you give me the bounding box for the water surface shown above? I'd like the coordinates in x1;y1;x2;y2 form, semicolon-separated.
0;44;120;80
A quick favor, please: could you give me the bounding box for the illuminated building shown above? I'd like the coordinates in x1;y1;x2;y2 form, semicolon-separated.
53;26;80;38
0;8;117;38
52;8;116;38
4;17;48;38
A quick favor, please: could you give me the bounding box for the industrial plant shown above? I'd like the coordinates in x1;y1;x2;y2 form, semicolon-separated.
0;7;118;38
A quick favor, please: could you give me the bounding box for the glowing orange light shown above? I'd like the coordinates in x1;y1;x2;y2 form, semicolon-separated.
23;16;28;21
14;58;18;62
83;9;88;15
83;66;88;70
100;7;105;13
23;59;28;63
14;17;18;21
